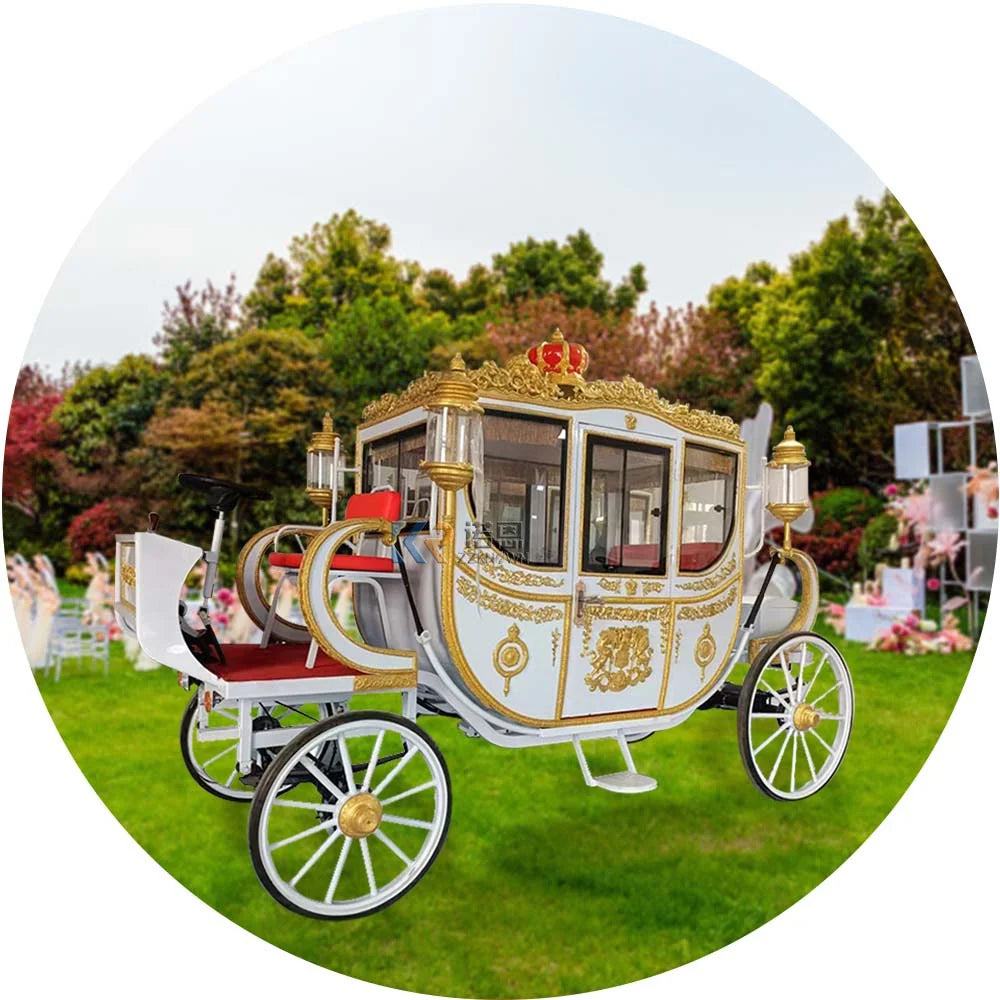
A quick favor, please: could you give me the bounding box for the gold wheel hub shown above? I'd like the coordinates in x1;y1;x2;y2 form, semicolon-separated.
792;703;821;731
337;792;383;839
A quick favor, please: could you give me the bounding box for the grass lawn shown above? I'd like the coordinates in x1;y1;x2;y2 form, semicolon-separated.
33;626;973;998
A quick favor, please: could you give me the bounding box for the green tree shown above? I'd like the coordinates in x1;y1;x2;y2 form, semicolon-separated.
243;209;421;333
54;354;168;472
492;229;647;314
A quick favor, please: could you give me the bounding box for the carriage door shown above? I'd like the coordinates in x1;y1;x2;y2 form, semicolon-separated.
561;427;674;720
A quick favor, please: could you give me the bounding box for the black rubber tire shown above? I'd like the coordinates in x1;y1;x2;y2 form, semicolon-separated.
248;710;452;920
736;630;853;801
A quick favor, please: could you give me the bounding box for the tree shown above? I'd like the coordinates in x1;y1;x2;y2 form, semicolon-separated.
491;229;647;314
324;297;455;427
243;209;421;333
54;354;168;472
154;275;242;375
3;368;63;521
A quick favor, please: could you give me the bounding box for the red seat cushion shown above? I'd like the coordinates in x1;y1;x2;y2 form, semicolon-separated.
267;551;396;573
212;643;362;682
679;542;724;572
607;543;661;569
345;490;401;521
330;553;396;573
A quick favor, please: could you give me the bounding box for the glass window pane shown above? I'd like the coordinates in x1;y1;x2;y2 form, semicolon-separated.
480;413;566;566
362;426;428;519
364;438;399;491
680;446;738;572
585;438;668;573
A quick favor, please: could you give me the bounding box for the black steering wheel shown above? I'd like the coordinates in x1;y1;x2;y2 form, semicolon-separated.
177;473;272;513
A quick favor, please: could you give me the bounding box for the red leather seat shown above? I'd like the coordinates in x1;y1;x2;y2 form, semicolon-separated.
679;542;724;572
267;490;401;574
607;543;661;569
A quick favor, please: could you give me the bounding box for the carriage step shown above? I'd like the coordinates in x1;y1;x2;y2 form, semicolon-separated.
591;771;657;794
572;734;657;794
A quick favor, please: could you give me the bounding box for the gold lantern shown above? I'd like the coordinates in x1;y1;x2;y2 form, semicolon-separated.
420;354;484;493
766;425;810;553
306;412;340;525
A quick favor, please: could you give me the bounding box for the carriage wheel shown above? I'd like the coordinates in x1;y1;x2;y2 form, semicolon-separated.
248;711;451;919
180;695;330;802
737;631;854;801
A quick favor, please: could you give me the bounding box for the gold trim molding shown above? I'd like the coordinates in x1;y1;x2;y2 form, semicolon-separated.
456;575;563;623
678;584;738;620
677;552;738;592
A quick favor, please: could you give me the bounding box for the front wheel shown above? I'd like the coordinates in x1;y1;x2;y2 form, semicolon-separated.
248;711;451;919
737;631;854;801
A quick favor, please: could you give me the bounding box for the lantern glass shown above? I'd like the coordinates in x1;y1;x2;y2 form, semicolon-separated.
426;406;482;467
766;462;809;507
308;449;334;490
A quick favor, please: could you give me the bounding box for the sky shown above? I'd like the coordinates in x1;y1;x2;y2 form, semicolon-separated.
25;5;885;371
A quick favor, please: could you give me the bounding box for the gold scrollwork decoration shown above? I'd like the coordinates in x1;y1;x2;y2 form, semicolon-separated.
677;552;738;591
642;581;664;595
492;623;530;695
585;626;653;692
625;413;637;430
694;623;716;682
456;575;562;623
625;580;638;596
678;584;738;620
551;628;560;668
119;563;136;587
597;578;621;593
361;355;740;442
352;671;417;692
463;549;563;588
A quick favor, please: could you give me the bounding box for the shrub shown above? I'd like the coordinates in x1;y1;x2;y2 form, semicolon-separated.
812;488;884;533
859;512;899;574
790;526;864;580
66;498;142;561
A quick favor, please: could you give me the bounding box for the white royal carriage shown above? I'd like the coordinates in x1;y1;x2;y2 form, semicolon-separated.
115;330;854;919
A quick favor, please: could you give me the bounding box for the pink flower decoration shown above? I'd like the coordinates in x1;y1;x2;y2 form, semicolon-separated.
885;483;899;497
927;577;941;592
891;622;907;636
216;587;235;607
213;612;230;627
904;613;920;629
989;505;998;519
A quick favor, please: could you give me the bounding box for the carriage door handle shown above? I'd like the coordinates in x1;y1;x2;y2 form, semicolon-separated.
575;580;604;626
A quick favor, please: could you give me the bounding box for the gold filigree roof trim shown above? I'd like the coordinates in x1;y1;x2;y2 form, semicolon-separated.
361;355;740;442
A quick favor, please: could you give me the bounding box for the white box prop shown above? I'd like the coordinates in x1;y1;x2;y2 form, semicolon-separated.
894;422;932;480
881;567;925;614
845;604;914;643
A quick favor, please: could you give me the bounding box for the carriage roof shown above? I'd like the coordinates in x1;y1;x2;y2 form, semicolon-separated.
358;334;743;448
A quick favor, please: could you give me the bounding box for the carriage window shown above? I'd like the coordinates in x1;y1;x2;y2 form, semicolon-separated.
583;436;670;574
479;412;567;567
362;426;429;519
679;446;738;572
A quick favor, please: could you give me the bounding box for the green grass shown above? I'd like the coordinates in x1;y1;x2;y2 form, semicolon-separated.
34;628;972;998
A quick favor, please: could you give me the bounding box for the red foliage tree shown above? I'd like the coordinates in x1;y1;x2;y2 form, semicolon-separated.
3;367;63;518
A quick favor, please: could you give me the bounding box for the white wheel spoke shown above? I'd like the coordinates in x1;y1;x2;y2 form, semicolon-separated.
223;769;238;788
802;731;818;783
272;798;338;813
289;829;342;887
338;736;357;793
381;813;433;830
818;713;845;721
778;651;795;702
299;755;348;804
750;712;788;720
323;837;353;903
802;652;829;701
380;780;436;807
759;679;791;710
359;837;377;896
211;707;238;722
790;731;798;793
362;731;385;792
812;681;843;708
753;721;790;757
201;743;238;768
270;817;339;851
807;727;836;756
371;746;419;797
373;828;412;866
768;730;792;784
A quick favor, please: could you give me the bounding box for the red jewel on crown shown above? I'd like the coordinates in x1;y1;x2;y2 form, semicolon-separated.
526;329;590;388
